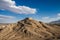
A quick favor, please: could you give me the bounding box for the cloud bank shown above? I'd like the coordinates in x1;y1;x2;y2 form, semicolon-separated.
0;0;36;14
41;13;60;23
0;14;15;23
0;15;14;19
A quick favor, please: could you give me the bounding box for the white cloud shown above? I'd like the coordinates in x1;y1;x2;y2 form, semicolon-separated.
0;0;36;14
0;14;16;23
0;15;15;19
42;17;49;19
41;14;60;23
57;13;60;16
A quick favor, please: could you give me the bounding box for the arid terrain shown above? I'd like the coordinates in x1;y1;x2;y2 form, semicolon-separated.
0;18;60;40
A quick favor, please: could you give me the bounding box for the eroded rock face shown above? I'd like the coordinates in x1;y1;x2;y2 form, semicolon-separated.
0;18;60;40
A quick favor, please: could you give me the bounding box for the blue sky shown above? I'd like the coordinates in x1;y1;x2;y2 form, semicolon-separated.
0;0;60;23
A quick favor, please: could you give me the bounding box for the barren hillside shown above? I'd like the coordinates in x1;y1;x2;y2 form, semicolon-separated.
0;18;60;40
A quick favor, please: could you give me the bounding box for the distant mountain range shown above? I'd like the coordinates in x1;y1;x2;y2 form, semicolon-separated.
50;20;60;24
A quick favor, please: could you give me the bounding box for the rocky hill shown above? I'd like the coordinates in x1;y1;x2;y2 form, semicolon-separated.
0;18;60;40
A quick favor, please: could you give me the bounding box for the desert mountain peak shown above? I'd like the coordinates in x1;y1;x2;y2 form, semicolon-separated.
25;17;33;20
13;18;52;37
